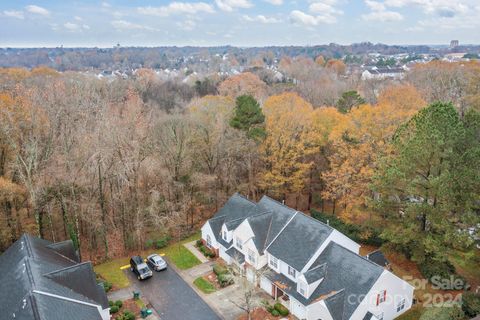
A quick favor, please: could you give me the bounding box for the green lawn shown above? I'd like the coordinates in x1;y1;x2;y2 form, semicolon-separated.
94;232;201;289
193;277;216;294
396;305;425;320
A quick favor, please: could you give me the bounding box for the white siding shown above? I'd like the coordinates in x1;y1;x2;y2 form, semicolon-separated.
201;222;218;249
290;296;307;320
260;276;272;294
350;270;415;320
219;245;232;264
232;219;254;253
306;300;334;320
221;223;233;243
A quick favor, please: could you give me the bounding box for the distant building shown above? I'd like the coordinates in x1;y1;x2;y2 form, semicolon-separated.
450;40;459;48
0;234;110;320
361;66;406;80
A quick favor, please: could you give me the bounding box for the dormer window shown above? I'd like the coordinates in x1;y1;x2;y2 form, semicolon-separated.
269;256;278;269
223;230;227;240
288;265;296;278
247;248;256;264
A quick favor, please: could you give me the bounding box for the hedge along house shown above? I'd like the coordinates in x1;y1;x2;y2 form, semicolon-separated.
201;193;415;320
0;234;110;320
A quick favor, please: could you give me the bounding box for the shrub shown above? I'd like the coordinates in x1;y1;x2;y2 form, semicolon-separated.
274;303;289;316
155;236;171;249
213;264;228;276
114;300;123;308
103;281;113;292
116;311;135;320
196;239;203;247
462;292;480;317
420;305;464;320
145;239;154;249
419;258;469;289
271;309;280;316
109;305;119;314
218;273;234;287
261;300;274;313
109;300;114;307
208;251;216;258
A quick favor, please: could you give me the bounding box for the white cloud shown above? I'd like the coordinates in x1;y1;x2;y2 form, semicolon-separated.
3;10;24;19
384;0;469;17
102;2;111;8
177;19;196;30
138;2;215;16
74;16;83;21
63;22;90;32
111;20;159;31
290;10;336;25
215;0;253;12
362;10;404;21
264;0;283;5
362;0;403;22
25;5;50;16
243;14;281;23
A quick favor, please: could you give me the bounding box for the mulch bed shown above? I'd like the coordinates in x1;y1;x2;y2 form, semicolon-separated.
204;271;222;289
237;307;294;320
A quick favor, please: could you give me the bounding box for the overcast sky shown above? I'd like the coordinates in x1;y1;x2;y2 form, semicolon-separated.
1;0;479;48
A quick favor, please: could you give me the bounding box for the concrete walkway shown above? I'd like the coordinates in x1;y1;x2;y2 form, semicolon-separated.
107;287;133;301
184;240;210;263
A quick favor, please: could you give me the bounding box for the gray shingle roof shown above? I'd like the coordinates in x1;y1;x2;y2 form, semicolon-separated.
365;250;389;268
247;212;273;254
225;247;245;264
257;196;297;247
325;289;346;320
0;234;108;320
304;263;326;284
208;193;258;241
307;242;384;319
266;211;333;271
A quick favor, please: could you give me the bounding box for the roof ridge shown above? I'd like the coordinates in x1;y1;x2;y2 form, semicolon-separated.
47;246;79;264
43;261;92;277
262;212;274;251
265;211;298;252
295;210;333;230
233;192;257;205
306;262;327;273
261;195;296;211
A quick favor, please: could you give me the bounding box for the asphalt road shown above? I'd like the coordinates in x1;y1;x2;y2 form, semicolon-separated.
125;264;221;320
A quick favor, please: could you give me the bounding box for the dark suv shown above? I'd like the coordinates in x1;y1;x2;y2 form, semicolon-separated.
130;256;153;280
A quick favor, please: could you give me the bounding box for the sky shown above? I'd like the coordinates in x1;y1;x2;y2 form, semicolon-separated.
1;0;479;48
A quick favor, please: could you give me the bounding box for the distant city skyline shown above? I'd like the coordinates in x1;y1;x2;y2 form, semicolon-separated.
1;0;480;48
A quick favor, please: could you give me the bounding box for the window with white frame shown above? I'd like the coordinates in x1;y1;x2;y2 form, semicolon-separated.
288;265;296;278
236;237;243;250
298;281;307;296
269;256;278;269
397;299;406;312
206;235;212;248
247;248;256;264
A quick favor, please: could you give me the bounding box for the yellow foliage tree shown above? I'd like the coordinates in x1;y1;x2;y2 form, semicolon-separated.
218;72;268;102
259;93;319;199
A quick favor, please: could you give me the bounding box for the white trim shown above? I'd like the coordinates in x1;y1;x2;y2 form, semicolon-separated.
32;289;105;310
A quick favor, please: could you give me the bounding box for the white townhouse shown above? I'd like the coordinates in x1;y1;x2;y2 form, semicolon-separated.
201;193;415;320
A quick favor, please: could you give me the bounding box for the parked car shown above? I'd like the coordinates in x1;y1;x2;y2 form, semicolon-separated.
130;256;153;280
147;254;168;271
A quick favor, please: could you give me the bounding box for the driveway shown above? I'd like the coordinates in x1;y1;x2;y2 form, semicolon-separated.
125;265;221;320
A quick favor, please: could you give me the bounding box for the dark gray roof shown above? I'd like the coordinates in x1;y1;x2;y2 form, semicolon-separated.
247;212;273;254
363;311;374;320
0;234;108;320
267;211;333;271
257;196;297;246
365;250;389;268
325;289;346;320
225;247;245;264
264;242;384;319
208;193;258;241
304;263;326;284
217;236;232;249
307;242;384;319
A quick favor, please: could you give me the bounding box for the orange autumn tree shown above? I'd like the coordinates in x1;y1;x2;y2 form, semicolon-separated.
322;85;425;220
259;93;319;200
325;59;346;75
218;72;268;102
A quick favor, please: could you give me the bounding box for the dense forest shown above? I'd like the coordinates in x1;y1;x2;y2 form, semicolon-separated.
2;43;479;70
0;58;479;276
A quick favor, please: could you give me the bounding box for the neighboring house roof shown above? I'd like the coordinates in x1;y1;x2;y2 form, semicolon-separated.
365;250;390;268
363;311;374;320
208;193;258;242
267;211;333;271
0;234;108;320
